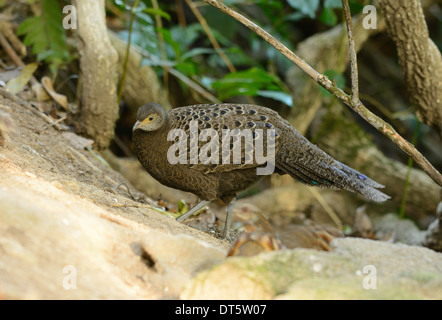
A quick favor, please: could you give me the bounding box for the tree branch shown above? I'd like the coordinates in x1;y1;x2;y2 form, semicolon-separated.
342;0;359;103
201;0;442;187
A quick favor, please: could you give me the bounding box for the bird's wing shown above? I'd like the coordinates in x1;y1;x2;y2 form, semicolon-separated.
167;104;281;174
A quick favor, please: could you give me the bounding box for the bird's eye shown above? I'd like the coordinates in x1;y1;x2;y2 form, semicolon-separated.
145;114;157;123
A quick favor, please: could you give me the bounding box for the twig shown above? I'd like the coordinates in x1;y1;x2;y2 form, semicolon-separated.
175;0;187;27
67;146;101;173
308;188;343;230
168;68;221;103
185;0;236;73
0;22;26;58
0;30;38;86
359;93;404;135
112;30;220;104
113;134;133;157
27;102;63;131
43;115;66;129
342;0;359;103
399;120;421;219
202;0;320;81
0;30;24;67
152;0;170;97
340;0;441;186
115;182;137;201
186;0;256;104
117;0;140;104
202;0;442;187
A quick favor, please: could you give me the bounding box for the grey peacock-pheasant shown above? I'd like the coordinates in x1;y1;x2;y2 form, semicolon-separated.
132;103;389;239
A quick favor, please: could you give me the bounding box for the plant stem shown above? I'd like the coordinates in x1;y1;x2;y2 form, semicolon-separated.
399;120;421;219
117;0;140;105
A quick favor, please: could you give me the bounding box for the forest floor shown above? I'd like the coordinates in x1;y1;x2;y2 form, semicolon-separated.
0;91;441;299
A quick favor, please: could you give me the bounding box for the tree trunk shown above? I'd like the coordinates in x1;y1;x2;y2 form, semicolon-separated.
379;0;442;139
108;32;171;113
281;7;439;221
74;0;119;150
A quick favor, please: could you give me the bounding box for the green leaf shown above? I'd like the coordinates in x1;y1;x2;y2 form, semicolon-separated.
257;90;293;107
324;0;342;9
121;18;159;56
177;200;188;215
140;58;176;68
175;61;197;77
159;27;181;59
170;24;203;50
284;12;307;22
142;7;171;21
16;0;70;72
211;67;287;100
349;0;364;14
287;0;320;18
180;48;217;61
320;7;338;26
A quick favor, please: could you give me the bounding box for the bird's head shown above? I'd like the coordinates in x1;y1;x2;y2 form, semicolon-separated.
133;103;169;132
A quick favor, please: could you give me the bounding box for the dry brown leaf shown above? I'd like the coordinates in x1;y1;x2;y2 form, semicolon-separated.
31;83;51;101
41;76;68;111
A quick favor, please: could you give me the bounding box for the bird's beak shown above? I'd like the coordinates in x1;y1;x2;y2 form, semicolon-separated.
133;120;140;131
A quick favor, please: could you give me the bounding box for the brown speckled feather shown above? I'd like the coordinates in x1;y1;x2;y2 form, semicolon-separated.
168;104;282;174
132;103;389;204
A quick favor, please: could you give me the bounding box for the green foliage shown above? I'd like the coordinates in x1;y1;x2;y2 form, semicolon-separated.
286;0;365;26
211;67;293;106
17;0;71;73
287;0;320;19
113;0;366;106
114;0;171;20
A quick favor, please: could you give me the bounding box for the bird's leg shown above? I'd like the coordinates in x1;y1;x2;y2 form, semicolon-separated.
222;197;237;241
176;200;210;222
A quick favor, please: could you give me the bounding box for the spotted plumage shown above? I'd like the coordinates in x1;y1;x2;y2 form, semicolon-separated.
132;102;389;239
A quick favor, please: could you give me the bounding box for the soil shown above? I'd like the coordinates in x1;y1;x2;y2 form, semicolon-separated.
0;90;227;248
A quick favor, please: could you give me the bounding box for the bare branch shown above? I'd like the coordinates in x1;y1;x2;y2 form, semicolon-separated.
0;30;38;86
185;0;236;73
201;0;442;187
342;0;359;103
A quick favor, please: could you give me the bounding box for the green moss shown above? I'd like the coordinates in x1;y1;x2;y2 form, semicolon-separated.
312;102;374;161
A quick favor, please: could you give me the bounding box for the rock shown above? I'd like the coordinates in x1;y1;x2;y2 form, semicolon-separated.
1;92;441;300
0;93;228;299
0;109;15;146
423;199;442;252
0;179;226;299
373;213;426;245
181;238;442;300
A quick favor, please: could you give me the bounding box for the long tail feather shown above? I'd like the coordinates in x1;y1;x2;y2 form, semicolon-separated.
277;156;390;202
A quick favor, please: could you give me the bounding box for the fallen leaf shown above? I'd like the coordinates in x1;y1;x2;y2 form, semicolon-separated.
32;83;51;101
6;63;38;94
41;76;68;111
177;199;188;214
